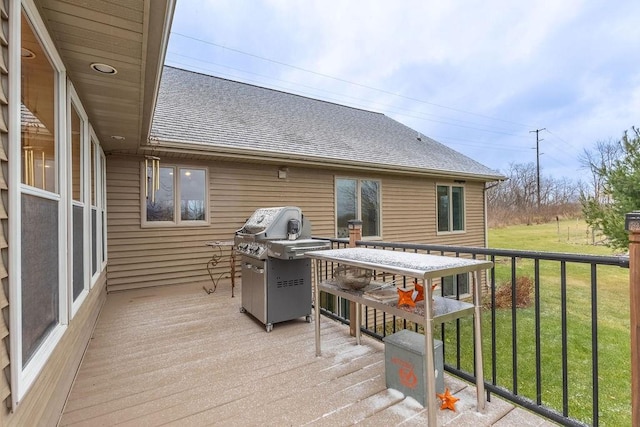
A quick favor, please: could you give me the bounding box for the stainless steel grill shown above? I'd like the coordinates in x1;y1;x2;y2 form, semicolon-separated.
234;206;330;332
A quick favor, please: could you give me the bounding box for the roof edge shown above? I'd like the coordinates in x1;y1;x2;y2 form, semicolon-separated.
139;0;177;146
144;138;506;182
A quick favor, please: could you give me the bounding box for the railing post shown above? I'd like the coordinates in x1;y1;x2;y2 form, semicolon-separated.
625;211;640;427
348;220;362;337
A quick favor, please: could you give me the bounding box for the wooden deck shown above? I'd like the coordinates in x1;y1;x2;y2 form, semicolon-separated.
59;282;556;426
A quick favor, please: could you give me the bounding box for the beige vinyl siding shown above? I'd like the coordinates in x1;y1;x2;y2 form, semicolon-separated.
0;1;9;408
381;176;435;241
1;274;106;426
107;154;488;292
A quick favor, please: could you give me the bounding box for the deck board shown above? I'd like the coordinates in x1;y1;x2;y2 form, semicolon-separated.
59;282;553;426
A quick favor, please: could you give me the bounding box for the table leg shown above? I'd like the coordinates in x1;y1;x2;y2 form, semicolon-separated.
423;278;437;426
230;249;236;298
314;259;322;357
355;302;361;345
473;270;486;411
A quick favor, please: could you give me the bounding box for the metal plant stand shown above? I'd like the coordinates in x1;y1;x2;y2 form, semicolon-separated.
204;241;236;297
306;247;492;427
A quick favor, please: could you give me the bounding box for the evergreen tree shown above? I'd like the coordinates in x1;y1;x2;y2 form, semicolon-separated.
582;127;640;250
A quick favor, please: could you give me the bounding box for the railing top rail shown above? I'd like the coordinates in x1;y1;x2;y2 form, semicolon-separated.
312;237;629;268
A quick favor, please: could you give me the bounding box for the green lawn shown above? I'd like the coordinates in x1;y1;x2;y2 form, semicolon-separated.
463;220;631;426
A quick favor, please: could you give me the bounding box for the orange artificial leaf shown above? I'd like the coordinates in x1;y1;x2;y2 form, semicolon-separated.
397;287;415;307
436;388;460;411
414;282;424;302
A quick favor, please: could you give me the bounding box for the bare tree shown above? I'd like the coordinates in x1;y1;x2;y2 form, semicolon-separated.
578;139;623;203
487;162;580;226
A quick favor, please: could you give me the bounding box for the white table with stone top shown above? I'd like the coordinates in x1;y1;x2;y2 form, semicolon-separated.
305;247;493;427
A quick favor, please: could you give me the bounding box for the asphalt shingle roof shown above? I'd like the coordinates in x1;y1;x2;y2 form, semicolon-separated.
151;66;503;180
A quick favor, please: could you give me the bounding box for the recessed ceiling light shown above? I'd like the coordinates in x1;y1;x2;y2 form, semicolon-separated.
21;48;36;59
90;62;118;75
110;135;125;141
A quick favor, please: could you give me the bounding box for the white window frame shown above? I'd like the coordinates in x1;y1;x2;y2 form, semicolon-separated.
141;162;210;227
68;82;90;317
436;183;466;234
99;147;108;271
441;272;470;299
334;177;382;239
89;128;107;286
9;0;69;406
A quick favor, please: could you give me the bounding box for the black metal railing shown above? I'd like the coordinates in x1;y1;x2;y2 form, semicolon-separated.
312;237;630;427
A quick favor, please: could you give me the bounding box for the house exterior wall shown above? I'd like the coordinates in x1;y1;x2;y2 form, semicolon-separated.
1;0;11;408
106;154;487;292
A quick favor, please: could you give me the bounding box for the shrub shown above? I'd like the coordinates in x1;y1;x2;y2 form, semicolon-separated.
485;276;533;309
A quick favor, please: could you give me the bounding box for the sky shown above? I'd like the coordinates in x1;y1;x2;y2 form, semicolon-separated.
165;0;640;181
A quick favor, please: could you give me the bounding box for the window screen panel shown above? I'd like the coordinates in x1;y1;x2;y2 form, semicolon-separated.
437;186;449;232
452;186;464;231
336;179;357;238
91;208;97;275
73;205;84;300
360;180;380;237
21;194;59;366
180;168;205;221
146;166;174;221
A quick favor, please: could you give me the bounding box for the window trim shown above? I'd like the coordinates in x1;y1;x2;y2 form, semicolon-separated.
141;162;210;227
89;128;107;285
99;147;108;271
436;183;466;235
334;176;382;239
68;82;89;317
10;0;69;406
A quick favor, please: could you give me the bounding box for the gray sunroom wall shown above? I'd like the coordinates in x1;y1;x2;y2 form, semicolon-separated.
105;154;487;292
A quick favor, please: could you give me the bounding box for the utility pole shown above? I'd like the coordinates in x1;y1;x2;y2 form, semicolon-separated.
530;128;546;210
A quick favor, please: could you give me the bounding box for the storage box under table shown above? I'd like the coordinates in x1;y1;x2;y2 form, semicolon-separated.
384;329;444;406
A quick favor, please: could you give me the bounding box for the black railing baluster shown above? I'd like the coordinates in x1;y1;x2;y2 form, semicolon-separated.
591;263;599;427
511;256;518;395
491;255;497;401
561;261;569;417
535;259;542;405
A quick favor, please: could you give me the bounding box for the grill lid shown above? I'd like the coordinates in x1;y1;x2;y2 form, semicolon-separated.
236;206;306;241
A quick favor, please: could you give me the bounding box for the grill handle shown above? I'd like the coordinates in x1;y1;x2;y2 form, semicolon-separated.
291;246;330;252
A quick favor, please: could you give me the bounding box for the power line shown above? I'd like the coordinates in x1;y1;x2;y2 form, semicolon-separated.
530;128;546;209
170;32;536;128
167;50;527;135
165;57;532;139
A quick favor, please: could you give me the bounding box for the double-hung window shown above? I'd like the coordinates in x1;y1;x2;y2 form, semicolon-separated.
336;178;380;238
437;184;465;233
441;273;470;298
90;135;107;283
143;164;208;226
69;85;89;314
